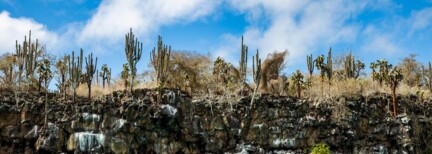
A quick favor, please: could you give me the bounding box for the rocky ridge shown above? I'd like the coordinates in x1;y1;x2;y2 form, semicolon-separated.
0;89;431;153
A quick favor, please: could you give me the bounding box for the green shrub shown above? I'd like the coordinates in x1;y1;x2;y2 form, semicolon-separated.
311;143;330;154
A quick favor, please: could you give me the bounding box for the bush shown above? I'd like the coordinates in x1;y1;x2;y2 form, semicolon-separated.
311;143;330;154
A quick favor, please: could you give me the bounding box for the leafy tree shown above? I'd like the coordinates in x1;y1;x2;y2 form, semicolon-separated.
291;70;304;98
99;64;110;88
399;54;420;87
385;66;403;117
55;55;69;99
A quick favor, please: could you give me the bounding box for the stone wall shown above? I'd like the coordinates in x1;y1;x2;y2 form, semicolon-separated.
0;89;431;153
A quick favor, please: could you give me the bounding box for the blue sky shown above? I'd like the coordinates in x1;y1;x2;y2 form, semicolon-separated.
1;0;432;78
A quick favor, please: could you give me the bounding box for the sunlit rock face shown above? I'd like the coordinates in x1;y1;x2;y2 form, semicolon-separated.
0;89;431;153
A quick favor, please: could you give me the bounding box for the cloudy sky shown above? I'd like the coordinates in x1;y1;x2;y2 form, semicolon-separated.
1;0;432;77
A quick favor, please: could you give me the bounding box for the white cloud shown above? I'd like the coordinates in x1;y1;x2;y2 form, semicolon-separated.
0;11;59;54
218;0;365;65
78;0;221;47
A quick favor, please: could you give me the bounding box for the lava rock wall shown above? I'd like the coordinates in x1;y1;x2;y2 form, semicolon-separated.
0;89;431;153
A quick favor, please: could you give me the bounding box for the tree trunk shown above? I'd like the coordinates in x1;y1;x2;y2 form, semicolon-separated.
73;89;76;102
88;84;91;100
102;79;105;89
44;92;48;127
321;75;324;97
130;76;134;93
392;85;397;117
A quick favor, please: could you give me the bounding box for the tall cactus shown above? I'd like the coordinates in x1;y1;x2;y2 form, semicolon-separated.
68;49;83;102
85;52;97;100
124;28;143;93
250;49;262;107
307;54;314;83
239;36;248;85
151;36;171;105
326;48;332;91
15;30;40;89
345;53;365;79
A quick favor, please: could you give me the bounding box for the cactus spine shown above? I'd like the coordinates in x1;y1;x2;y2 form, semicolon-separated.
85;52;97;100
250;49;261;107
125;28;143;93
68;49;83;102
151;36;171;105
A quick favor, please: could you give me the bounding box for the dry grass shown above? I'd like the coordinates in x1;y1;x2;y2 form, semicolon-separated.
74;79;158;98
303;75;432;99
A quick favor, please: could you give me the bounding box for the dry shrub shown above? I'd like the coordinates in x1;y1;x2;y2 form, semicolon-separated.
163;51;212;94
259;51;288;93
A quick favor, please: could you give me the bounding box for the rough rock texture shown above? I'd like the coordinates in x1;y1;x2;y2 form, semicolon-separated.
0;89;431;153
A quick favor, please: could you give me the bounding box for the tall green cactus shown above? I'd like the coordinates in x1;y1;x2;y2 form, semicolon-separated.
344;53;365;79
250;49;261;107
326;48;332;90
68;49;83;102
239;36;248;85
307;54;314;83
85;52;97;100
15;30;40;89
291;70;304;98
151;35;171;105
125;28;143;93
